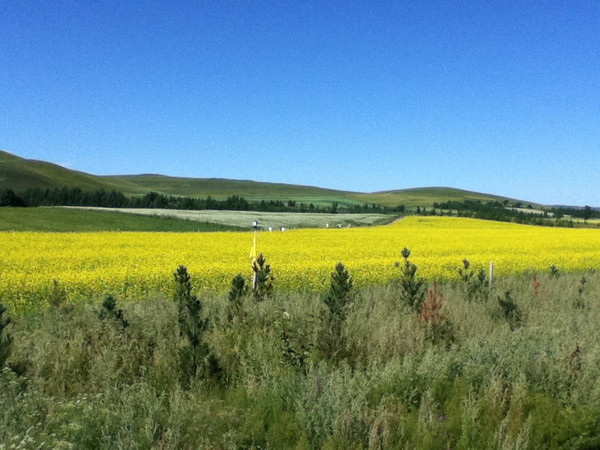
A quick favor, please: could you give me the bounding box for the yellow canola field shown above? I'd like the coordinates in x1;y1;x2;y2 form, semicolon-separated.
1;217;599;310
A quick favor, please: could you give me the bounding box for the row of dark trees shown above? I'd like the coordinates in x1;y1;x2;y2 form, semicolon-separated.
432;200;599;226
0;187;405;214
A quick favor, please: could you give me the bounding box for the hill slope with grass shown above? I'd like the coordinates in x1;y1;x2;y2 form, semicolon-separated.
1;149;532;208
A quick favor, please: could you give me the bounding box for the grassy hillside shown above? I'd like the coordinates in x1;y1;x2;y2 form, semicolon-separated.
358;187;522;208
0;150;144;194
107;175;362;207
1;149;533;208
0;207;242;232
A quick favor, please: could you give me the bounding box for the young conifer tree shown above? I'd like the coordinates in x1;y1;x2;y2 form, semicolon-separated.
0;302;12;368
319;262;354;361
174;265;220;384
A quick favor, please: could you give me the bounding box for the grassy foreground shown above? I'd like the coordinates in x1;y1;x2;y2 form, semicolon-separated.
1;272;599;448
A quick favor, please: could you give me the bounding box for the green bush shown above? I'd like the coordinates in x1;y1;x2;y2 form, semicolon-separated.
396;247;427;311
0;302;12;368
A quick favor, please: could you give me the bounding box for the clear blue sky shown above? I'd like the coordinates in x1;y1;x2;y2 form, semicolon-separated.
1;1;599;206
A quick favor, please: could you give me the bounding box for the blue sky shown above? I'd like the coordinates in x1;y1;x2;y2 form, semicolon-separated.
1;1;598;206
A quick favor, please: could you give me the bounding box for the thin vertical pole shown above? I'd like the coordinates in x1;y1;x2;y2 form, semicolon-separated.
252;220;259;291
489;261;494;288
252;230;258;290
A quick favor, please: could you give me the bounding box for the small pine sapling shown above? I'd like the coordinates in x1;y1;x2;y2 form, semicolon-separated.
458;259;473;283
0;302;12;368
227;273;247;321
48;279;67;308
420;283;454;345
174;265;221;384
99;294;129;328
252;253;274;302
318;262;354;361
530;275;544;300
458;259;489;301
574;277;587;308
497;290;522;331
396;247;427;311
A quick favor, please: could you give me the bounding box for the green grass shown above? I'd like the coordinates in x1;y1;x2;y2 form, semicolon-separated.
1;271;599;447
359;186;527;208
0;207;243;232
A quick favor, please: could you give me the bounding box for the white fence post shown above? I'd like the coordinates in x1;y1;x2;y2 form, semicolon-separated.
489;261;494;288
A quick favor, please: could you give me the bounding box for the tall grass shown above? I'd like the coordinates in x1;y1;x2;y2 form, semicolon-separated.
1;271;599;448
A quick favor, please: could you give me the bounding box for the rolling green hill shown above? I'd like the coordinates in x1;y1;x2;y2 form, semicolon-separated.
0;150;143;194
0;149;533;208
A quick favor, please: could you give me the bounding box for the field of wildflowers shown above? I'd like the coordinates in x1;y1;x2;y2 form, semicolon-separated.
1;217;599;311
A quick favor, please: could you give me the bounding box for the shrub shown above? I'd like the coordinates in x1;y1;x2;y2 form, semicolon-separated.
574;277;587;308
227;273;247;321
318;262;354;361
252;253;273;302
48;279;67;308
458;259;489;301
99;295;129;328
497;290;522;331
279;308;311;369
173;265;220;385
396;247;427;311
420;283;454;345
0;302;12;368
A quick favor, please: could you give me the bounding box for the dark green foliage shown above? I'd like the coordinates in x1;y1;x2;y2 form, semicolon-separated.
0;188;26;207
550;264;560;279
583;205;593;222
99;295;129;328
318;262;354;361
458;259;489;301
396;247;427;311
458;258;473;283
497;290;522;331
574;277;588;308
173;265;220;384
252;253;273;301
0;302;12;368
279;309;311;369
323;262;354;322
48;279;67;308
227;273;247;321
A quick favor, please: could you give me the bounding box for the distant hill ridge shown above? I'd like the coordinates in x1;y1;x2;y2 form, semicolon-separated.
0;149;533;208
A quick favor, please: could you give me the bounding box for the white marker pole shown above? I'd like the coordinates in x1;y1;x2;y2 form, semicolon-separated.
489;261;494;288
252;220;259;291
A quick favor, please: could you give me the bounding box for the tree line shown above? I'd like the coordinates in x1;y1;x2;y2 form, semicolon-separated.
431;200;598;226
0;187;405;214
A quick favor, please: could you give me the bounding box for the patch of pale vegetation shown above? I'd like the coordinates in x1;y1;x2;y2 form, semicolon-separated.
62;207;392;229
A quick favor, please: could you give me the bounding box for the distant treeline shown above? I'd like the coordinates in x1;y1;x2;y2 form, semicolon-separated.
0;187;405;214
431;200;599;226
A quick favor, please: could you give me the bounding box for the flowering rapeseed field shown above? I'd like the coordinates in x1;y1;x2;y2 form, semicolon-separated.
1;217;599;310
